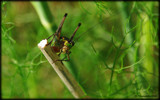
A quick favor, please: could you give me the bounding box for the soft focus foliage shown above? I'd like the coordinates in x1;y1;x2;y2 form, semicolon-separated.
2;1;159;99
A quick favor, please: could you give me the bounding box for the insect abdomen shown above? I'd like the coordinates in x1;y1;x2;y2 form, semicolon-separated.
52;46;61;53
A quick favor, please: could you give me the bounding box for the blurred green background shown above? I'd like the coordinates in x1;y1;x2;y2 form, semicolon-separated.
1;1;159;99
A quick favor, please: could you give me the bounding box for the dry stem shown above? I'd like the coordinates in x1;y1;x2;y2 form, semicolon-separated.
38;39;86;98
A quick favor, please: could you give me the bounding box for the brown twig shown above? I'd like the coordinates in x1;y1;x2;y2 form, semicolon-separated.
38;39;86;98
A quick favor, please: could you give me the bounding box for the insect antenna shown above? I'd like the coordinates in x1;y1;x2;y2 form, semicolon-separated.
73;19;105;43
69;23;81;42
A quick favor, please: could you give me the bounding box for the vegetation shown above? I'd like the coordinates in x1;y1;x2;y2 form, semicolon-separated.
2;1;159;99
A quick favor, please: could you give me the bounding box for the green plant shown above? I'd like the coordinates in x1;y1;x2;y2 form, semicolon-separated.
2;1;159;99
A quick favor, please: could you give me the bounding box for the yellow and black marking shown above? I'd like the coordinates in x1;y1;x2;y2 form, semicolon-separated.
47;13;81;62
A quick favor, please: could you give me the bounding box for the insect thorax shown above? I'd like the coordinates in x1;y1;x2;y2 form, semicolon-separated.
52;36;74;53
60;36;74;48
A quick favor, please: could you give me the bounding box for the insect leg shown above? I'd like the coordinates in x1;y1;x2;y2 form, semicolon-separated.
56;13;68;39
55;51;71;62
54;55;67;62
58;49;62;56
69;23;81;42
61;51;71;61
47;33;56;45
47;13;68;45
65;52;71;61
47;32;56;40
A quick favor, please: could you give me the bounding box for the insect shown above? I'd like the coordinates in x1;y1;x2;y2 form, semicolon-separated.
47;13;81;62
46;11;114;62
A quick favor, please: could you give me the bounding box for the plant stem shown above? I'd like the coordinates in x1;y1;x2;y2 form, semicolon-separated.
117;2;149;96
31;2;57;34
38;40;86;98
32;2;86;98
